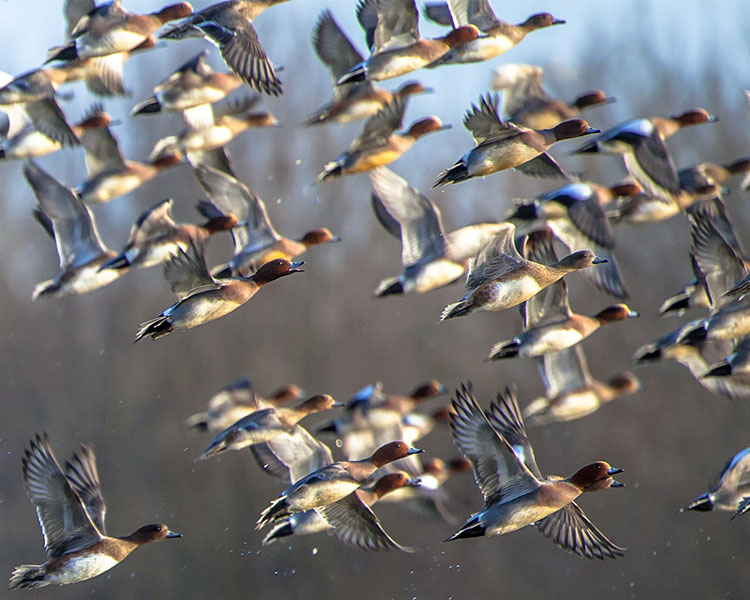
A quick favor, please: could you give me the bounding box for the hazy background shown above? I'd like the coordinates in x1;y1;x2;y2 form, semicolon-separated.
0;1;749;598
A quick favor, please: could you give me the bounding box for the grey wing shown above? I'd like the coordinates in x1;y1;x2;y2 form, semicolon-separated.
80;123;126;178
514;153;568;178
317;494;412;551
23;161;108;269
689;210;747;310
251;425;334;483
423;2;453;26
199;12;282;96
624;133;680;198
535;502;625;559
565;196;616;249
716;447;750;493
64;445;106;534
64;0;96;38
485;387;543;479
449;384;538;507
521;229;571;328
313;10;364;81
163;240;218;299
127;199;178;246
538;345;591;398
352;98;405;151
372;0;420;52
370;167;445;267
25;98;79;147
548;220;628;300
463;94;508;144
22;434;101;560
461;0;501;31
465;223;524;289
356;0;379;50
194;165;279;255
371;193;402;238
187;147;236;177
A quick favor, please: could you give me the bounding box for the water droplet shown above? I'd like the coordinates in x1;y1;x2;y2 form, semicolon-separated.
312;547;318;555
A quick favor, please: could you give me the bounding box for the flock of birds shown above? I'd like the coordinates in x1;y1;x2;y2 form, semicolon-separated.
2;0;749;591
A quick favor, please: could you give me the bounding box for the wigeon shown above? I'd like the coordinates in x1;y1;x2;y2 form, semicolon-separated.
684;447;750;518
426;4;565;66
194;164;340;276
572;109;717;201
256;441;423;529
337;0;480;84
48;1;193;61
0;69;78;146
434;94;598;185
135;242;303;340
369;167;507;295
99;198;238;271
492;63;613;130
131;49;243;130
447;384;624;558
262;471;421;550
440;222;605;320
196;394;341;460
525;345;640;425
9;434;180;589
317;98;448;182
184;376;304;432
507;182;637;298
307;10;431;126
24;161;121;299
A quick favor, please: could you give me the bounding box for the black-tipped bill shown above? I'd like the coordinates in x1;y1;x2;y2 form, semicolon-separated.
593;257;608;264
407;447;425;455
166;530;183;538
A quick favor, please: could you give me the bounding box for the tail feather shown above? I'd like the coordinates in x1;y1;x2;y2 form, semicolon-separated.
337;66;366;85
131;96;162;116
684;493;713;512
261;520;293;545
135;316;172;342
9;564;48;590
257;497;290;530
32;279;59;300
732;497;750;519
315;162;341;183
434;162;469;187
658;292;690;316
183;413;209;433
445;515;485;541
46;43;77;63
99;254;129;271
440;300;472;321
487;340;520;361
375;277;403;297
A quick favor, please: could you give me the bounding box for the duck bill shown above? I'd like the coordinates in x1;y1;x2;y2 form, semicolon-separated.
329;235;342;243
166;530;183;538
553;18;566;25
407;447;425;455
593;257;608;264
610;480;625;488
407;477;422;487
628;310;640;318
289;260;305;273
584;127;601;135
607;467;624;476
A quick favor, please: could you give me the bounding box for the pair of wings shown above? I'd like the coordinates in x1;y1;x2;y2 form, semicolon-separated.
450;384;624;558
194;164;281;268
23;433;106;559
25;161;110;271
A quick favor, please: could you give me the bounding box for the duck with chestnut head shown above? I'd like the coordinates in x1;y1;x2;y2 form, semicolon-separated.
135;241;303;341
447;384;624;559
